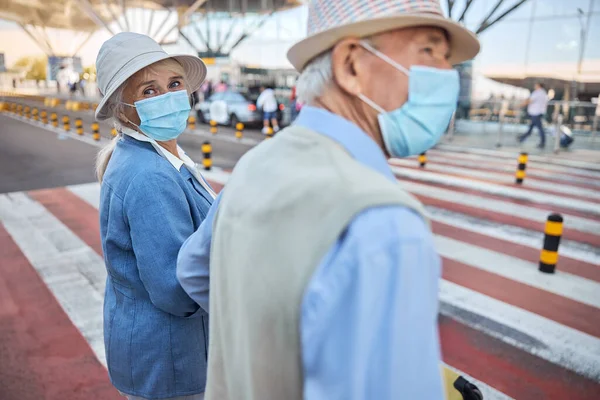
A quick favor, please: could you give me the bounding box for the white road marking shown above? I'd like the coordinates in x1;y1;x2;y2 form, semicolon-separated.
427;149;600;179
68;182;101;209
0;192;107;367
435;235;600;308
428;207;600;266
398;180;600;235
435;144;600;172
393;167;600;217
404;154;600;187
440;281;600;381
390;158;600;200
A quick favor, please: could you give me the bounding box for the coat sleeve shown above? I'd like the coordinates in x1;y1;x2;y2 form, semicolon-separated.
123;170;201;317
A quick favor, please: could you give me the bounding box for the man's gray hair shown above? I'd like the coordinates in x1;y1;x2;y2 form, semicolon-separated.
295;38;375;105
295;50;333;105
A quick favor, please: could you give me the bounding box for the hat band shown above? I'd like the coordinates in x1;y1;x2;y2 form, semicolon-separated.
101;50;167;97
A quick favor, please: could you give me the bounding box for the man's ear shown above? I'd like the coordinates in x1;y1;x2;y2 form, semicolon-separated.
331;38;366;97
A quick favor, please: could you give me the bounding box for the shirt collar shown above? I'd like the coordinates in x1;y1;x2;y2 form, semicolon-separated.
121;127;187;171
121;127;216;199
293;106;395;181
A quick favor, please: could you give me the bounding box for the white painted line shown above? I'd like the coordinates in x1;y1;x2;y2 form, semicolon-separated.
0;191;107;367
435;144;600;173
400;180;600;236
392;166;600;216
68;182;101;209
435;235;600;308
390;159;600;200
405;154;600;187
67;167;230;212
428;149;600;179
440;281;600;381
428;207;600;266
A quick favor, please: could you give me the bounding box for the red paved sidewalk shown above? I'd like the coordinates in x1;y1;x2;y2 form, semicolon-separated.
0;224;121;400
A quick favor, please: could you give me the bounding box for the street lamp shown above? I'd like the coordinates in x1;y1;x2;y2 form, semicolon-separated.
577;7;585;77
574;1;593;100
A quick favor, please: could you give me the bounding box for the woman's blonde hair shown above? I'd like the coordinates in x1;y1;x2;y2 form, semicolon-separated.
95;58;189;182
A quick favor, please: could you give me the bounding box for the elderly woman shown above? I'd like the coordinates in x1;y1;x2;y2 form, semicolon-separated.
94;32;214;400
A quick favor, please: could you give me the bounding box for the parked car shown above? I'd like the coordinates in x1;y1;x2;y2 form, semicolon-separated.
195;90;287;128
195;90;290;128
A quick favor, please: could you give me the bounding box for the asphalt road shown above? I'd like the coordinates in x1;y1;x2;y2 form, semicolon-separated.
0;99;265;193
0;114;99;193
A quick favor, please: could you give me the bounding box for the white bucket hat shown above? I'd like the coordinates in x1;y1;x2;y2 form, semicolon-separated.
95;32;207;120
287;0;480;72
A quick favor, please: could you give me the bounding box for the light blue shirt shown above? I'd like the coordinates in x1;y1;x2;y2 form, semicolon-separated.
177;106;444;399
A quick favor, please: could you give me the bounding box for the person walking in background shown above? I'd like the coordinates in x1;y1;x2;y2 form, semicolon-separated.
214;79;228;93
519;82;549;148
94;32;214;400
177;0;479;399
256;85;279;134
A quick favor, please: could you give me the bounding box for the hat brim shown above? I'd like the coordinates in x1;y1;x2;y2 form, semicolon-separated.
287;13;480;72
95;53;206;120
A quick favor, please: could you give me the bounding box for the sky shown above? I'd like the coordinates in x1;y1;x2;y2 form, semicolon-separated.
0;0;598;97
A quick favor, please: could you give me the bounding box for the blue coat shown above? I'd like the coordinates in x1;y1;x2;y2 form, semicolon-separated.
99;135;213;399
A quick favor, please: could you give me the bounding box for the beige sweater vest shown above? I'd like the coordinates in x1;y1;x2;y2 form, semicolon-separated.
206;126;428;400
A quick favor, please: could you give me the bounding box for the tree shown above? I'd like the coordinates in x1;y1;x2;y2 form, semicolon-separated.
12;56;47;81
447;0;530;34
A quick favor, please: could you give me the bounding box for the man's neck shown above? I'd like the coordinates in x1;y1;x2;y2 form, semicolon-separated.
312;91;386;155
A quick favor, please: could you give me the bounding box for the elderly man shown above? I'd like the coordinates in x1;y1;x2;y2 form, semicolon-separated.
177;1;479;399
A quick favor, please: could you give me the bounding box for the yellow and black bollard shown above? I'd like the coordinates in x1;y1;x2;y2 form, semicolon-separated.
24;106;31;119
32;108;39;121
443;367;483;400
92;122;100;141
188;115;196;130
539;213;563;274
111;127;117;137
75;118;84;135
63;115;70;131
40;110;48;124
515;152;528;184
50;112;58;128
235;122;244;139
265;126;274;140
209;120;218;135
201;141;212;171
418;152;427;168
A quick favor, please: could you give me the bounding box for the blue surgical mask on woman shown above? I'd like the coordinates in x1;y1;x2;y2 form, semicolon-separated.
357;41;459;158
123;89;191;141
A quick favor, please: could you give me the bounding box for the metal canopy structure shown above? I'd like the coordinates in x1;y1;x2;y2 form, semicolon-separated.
0;0;302;56
446;0;529;34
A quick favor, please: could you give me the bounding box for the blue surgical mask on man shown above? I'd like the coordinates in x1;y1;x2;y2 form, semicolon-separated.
357;41;459;158
123;89;191;141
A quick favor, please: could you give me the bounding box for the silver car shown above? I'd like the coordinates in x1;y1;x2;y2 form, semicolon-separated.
195;91;263;128
195;90;289;128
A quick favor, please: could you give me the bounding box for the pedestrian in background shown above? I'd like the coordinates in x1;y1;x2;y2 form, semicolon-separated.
95;32;214;400
177;0;479;399
256;85;280;134
519;82;549;148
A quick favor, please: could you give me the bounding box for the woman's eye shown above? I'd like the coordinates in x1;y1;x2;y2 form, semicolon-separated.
169;80;181;89
423;48;433;55
143;88;156;95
